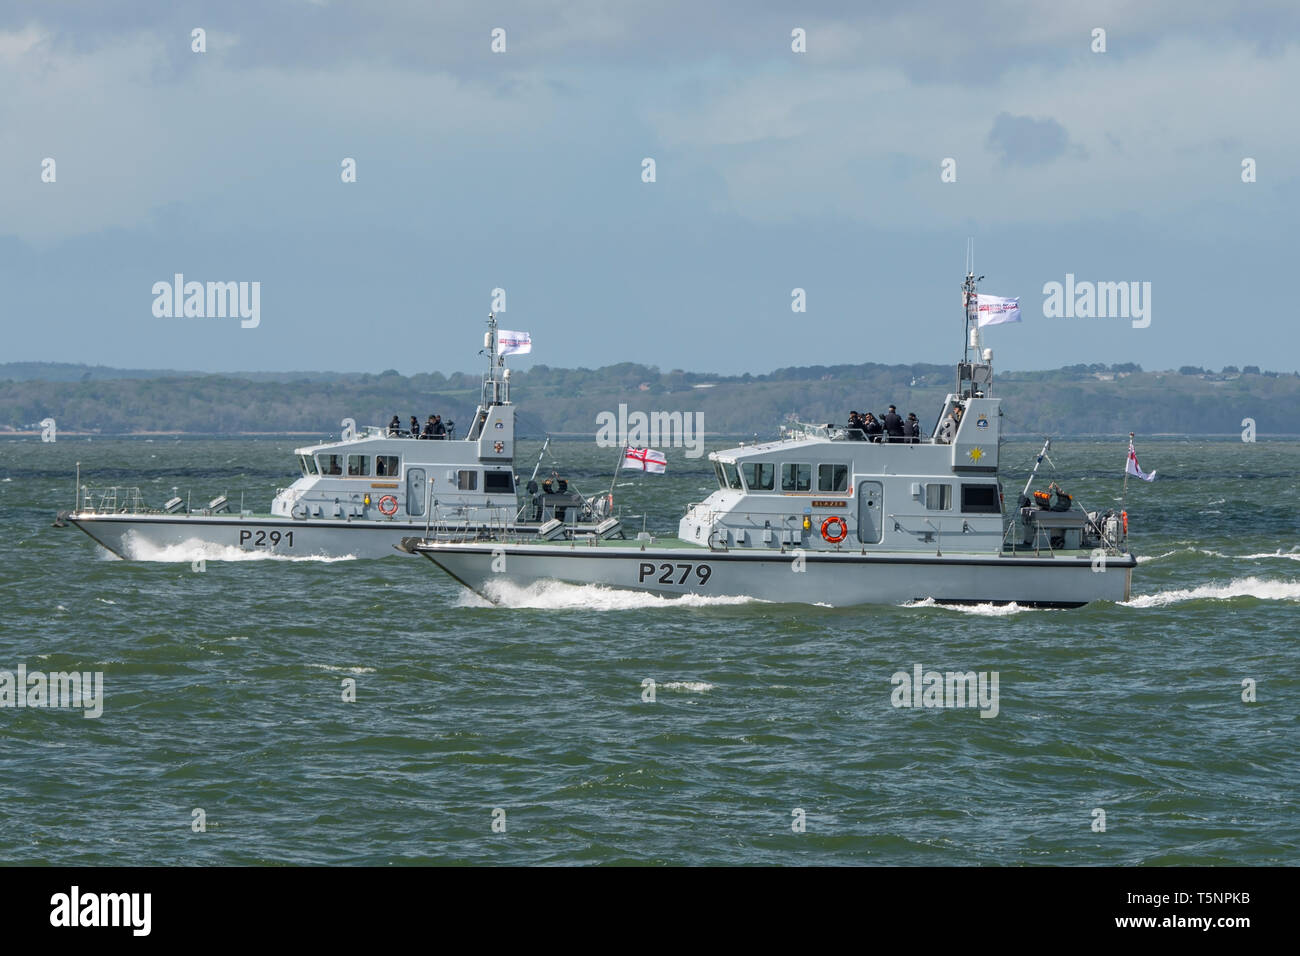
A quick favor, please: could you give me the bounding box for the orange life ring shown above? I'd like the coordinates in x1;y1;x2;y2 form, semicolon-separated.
1121;510;1128;535
820;515;848;543
377;495;398;516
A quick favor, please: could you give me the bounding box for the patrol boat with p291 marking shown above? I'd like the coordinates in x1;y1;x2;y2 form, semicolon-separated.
63;315;614;559
402;273;1137;606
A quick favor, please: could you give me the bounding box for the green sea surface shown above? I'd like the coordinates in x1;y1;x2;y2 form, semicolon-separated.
1;437;1296;865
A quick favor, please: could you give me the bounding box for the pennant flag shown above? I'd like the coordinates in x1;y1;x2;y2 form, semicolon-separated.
623;446;667;474
497;329;532;355
975;294;1021;327
1126;436;1156;482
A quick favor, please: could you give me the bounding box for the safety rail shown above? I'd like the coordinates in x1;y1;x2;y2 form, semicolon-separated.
780;422;939;444
77;486;152;515
1001;506;1127;556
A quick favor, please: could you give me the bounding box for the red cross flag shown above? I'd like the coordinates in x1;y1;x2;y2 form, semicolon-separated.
623;446;667;474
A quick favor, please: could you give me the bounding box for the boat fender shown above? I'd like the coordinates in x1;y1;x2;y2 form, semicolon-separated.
820;515;848;543
377;495;399;516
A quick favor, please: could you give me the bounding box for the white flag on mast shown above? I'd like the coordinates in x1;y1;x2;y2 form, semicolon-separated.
975;294;1021;327
497;330;532;355
623;446;667;474
1126;437;1156;481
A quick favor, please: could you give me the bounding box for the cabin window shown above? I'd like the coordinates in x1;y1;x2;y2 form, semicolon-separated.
713;462;727;489
742;462;775;491
299;455;318;476
781;463;812;492
962;483;1001;514
817;464;849;493
375;455;399;478
925;483;952;510
721;462;743;490
457;469;478;491
484;471;514;494
347;455;370;477
319;454;343;476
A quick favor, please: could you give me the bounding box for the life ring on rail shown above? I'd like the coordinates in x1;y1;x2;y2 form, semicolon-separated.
820;515;848;543
377;495;399;516
1121;510;1128;535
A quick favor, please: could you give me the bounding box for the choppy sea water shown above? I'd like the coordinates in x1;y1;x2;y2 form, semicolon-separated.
1;437;1297;865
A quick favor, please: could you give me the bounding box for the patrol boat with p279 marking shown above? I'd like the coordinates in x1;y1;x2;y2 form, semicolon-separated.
64;315;613;559
402;273;1137;606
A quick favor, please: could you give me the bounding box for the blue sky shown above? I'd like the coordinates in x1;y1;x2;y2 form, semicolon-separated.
2;1;1297;375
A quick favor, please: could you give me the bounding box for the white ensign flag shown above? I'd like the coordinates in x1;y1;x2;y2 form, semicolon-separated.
497;330;532;355
1126;438;1156;482
975;294;1021;327
623;446;667;474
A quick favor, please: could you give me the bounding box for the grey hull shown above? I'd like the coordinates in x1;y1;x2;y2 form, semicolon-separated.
415;542;1135;607
70;513;535;560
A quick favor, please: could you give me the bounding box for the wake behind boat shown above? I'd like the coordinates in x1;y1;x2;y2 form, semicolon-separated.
403;271;1138;606
61;315;619;559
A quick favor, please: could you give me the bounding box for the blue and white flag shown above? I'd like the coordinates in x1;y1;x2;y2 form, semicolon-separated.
975;294;1021;327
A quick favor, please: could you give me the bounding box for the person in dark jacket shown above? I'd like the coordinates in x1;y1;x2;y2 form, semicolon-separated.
409;416;420;438
388;415;401;437
431;415;446;439
905;412;921;443
421;415;437;439
882;405;904;442
847;411;866;439
863;413;884;443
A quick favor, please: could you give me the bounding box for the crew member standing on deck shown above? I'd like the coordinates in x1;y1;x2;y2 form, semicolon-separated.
863;413;884;443
882;405;904;443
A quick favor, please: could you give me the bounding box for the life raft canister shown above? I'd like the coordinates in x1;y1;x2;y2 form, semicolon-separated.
821;515;848;543
377;495;399;516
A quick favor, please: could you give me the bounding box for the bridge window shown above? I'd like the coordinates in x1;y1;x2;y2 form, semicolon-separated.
721;462;743;490
742;462;774;491
299;455;318;476
319;454;343;476
347;455;370;477
375;455;399;478
925;483;952;510
457;470;478;491
484;470;514;494
961;483;1001;514
781;463;812;492
818;464;848;493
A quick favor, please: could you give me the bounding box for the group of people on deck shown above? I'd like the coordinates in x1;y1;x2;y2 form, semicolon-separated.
388;414;448;439
847;405;921;443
